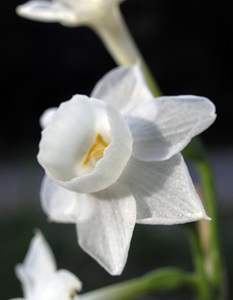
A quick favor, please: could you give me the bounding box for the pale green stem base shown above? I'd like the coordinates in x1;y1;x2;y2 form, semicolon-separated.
186;223;211;300
195;158;223;298
184;140;224;299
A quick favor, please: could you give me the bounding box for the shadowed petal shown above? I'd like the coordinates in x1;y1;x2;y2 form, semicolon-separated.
41;176;79;223
91;65;153;114
15;231;56;299
128;95;216;161
121;154;209;224
76;182;136;275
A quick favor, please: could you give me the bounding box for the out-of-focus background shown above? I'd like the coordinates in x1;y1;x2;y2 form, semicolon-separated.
1;0;233;299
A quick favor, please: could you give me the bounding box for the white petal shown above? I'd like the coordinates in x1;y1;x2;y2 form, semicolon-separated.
40;176;79;223
91;65;153;115
33;270;82;300
38;95;98;181
39;107;57;129
38;96;132;193
16;0;78;25
121;154;209;224
128;95;216;161
15;231;56;299
76;183;136;275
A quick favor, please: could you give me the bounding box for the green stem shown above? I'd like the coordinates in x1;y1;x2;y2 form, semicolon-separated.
80;268;196;300
195;153;222;297
92;5;161;97
184;139;223;299
186;223;211;300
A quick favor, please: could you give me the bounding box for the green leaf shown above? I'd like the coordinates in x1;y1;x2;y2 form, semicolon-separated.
81;267;196;300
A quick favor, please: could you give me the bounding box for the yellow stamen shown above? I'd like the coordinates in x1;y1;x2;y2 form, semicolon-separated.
81;133;108;166
69;289;77;298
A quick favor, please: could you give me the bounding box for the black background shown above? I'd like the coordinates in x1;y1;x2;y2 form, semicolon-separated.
1;0;233;153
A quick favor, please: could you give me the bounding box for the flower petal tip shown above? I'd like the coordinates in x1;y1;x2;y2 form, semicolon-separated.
16;2;38;19
193;211;211;223
203;215;212;221
15;4;25;17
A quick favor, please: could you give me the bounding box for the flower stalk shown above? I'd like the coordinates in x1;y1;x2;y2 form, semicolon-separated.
186;222;212;300
92;5;161;97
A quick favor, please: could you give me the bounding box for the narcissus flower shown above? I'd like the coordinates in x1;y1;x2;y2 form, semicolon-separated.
37;65;216;275
9;230;82;300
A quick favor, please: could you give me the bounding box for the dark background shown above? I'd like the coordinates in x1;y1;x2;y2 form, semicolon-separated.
1;0;233;299
1;0;233;152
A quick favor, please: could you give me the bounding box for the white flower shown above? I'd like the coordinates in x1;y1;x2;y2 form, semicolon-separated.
9;230;82;300
37;65;216;275
16;0;123;26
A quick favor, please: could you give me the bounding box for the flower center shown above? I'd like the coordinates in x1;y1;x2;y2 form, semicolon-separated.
81;133;109;166
69;288;78;298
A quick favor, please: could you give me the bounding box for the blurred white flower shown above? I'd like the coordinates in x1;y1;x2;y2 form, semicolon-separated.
15;0;161;94
9;230;82;300
16;0;123;26
37;65;216;275
15;0;144;67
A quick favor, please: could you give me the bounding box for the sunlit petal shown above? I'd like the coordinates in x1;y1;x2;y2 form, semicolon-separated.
76;182;136;275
